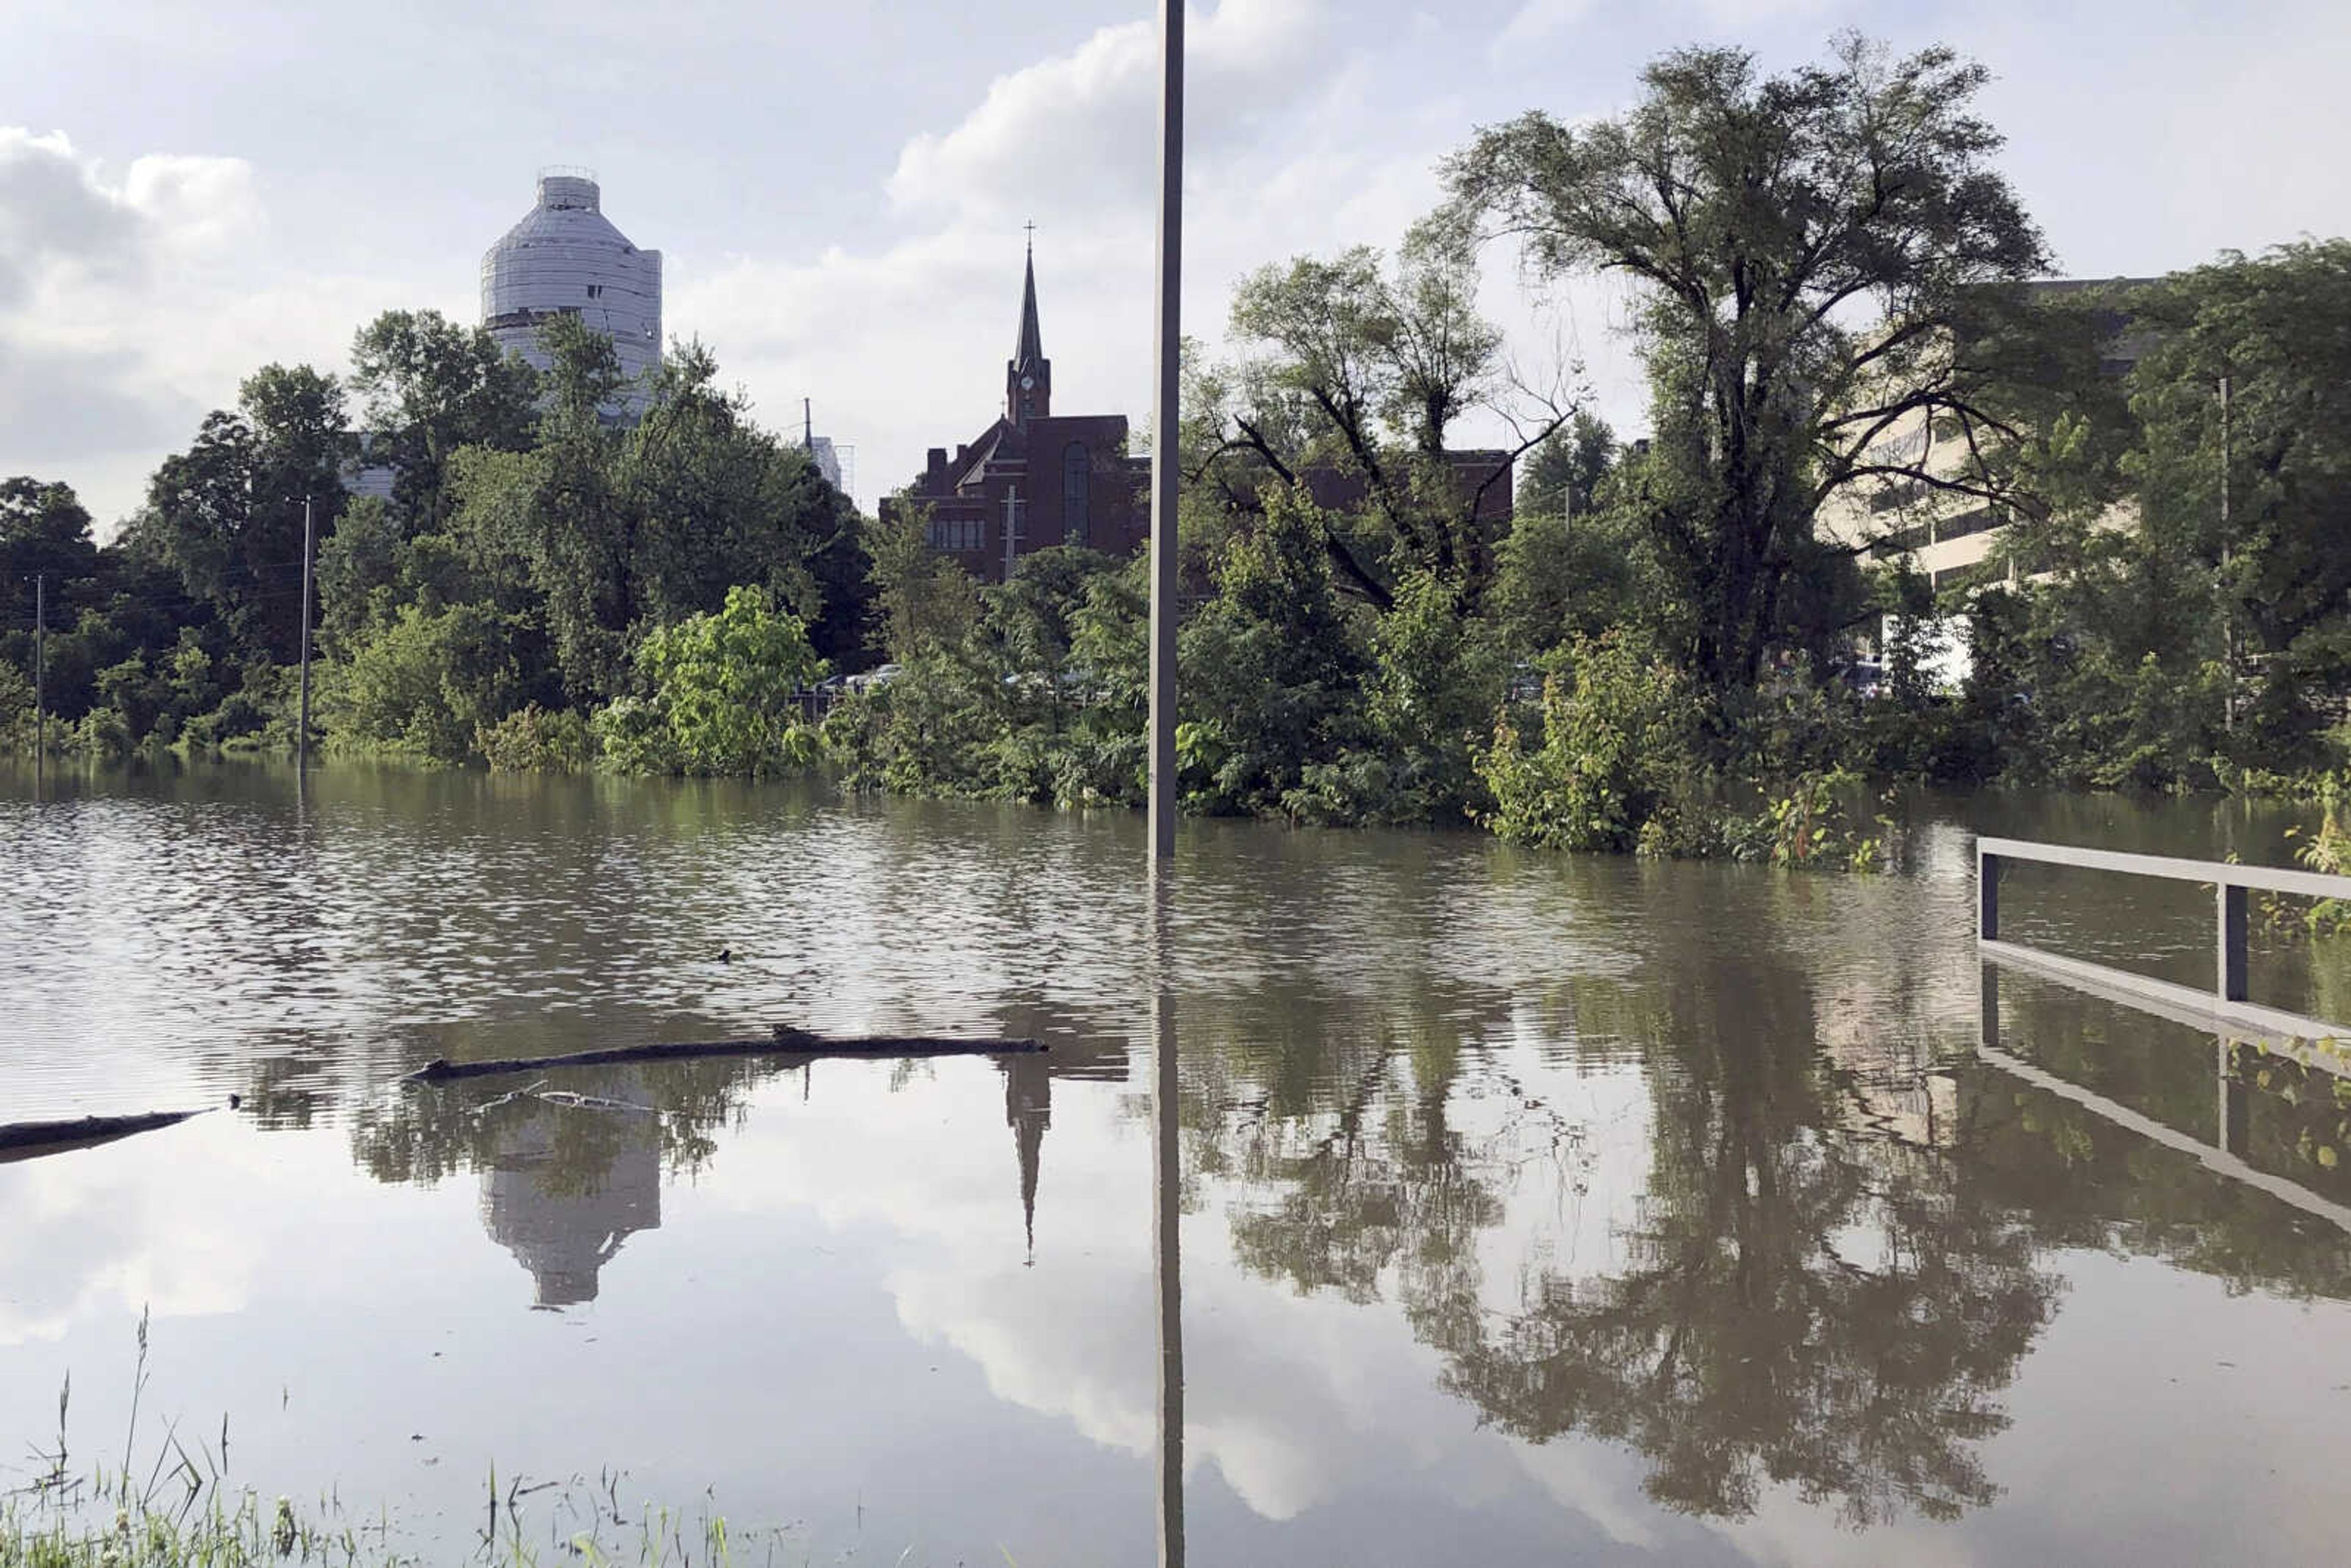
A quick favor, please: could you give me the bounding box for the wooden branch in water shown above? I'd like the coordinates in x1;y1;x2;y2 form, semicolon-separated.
402;1028;1045;1085
0;1109;208;1165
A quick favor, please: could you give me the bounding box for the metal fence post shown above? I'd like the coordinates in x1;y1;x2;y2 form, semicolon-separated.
1978;849;2000;941
2218;880;2249;1002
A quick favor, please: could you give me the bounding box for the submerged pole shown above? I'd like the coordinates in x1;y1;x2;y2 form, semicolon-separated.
32;571;44;763
298;494;315;769
1146;0;1184;865
1149;879;1184;1568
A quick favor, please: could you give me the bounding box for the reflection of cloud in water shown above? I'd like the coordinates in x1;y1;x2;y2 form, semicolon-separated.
699;1051;1673;1531
0;1118;279;1346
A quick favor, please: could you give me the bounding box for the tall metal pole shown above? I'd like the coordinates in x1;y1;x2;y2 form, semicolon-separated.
297;494;316;769
1146;0;1184;865
32;572;45;762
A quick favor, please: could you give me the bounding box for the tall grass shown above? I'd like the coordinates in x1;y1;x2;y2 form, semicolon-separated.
2;1313;779;1567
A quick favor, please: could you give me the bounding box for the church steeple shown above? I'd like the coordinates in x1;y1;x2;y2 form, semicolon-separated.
1007;229;1050;428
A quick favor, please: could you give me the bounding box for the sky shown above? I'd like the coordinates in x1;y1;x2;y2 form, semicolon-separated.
2;0;2347;532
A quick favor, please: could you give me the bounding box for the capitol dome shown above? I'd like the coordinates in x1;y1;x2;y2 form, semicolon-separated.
479;169;662;411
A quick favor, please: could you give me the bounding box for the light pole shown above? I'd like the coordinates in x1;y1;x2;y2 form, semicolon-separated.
298;494;316;768
1146;0;1184;868
1148;13;1187;1566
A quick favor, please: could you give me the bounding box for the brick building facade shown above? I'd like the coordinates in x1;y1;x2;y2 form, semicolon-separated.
887;246;1516;583
883;246;1151;583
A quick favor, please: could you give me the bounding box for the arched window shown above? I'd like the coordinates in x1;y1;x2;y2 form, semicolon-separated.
1062;441;1090;546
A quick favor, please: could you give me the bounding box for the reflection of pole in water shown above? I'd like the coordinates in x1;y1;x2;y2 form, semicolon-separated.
1149;873;1184;1568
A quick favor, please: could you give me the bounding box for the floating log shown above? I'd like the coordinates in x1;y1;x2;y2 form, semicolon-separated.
0;1109;208;1165
402;1027;1044;1085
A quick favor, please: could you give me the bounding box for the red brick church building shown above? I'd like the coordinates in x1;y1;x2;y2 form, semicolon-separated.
885;246;1151;582
888;244;1516;584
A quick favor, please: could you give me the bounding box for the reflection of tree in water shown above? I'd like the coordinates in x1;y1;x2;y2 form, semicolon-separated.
1224;1022;1507;1363
1205;957;2062;1529
349;1056;771;1193
1444;964;2057;1526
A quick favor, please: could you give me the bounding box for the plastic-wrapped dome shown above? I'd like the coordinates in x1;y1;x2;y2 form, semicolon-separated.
479;170;662;412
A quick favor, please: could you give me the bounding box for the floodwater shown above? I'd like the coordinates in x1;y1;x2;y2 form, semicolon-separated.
5;761;2351;1566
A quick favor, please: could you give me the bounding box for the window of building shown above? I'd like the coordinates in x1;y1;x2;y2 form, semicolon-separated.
928;517;984;552
1062;442;1090;546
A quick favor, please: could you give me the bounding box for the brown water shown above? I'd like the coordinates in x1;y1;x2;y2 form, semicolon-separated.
4;760;2350;1565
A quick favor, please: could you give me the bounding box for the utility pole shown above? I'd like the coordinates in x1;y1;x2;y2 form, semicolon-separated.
1146;0;1184;869
32;572;44;761
298;494;315;768
2219;375;2234;733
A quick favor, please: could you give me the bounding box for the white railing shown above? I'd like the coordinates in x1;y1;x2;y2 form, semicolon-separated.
1976;835;2351;1037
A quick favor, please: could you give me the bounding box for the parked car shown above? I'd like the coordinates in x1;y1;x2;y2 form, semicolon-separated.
1841;659;1887;699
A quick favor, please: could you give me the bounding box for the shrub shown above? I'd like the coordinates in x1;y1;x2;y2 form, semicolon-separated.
477;703;595;771
1477;632;1704;852
607;585;824;776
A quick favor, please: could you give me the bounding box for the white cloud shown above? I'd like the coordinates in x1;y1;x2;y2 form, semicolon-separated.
0;127;409;531
885;0;1330;220
0;129;140;303
1491;0;1594;56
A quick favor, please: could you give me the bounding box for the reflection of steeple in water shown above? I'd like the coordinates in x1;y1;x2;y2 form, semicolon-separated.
988;999;1134;1267
1004;1051;1051;1264
479;1082;662;1310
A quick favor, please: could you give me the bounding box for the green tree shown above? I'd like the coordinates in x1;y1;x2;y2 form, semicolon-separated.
1201;220;1550;607
1;481;104;713
2125;243;2351;767
1448;35;2049;695
1477;631;1706;853
1177;486;1371;815
138;365;353;663
1513;410;1615;520
350;308;539;531
867;501;982;666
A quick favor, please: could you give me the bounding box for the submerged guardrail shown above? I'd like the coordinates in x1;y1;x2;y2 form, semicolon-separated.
1976;834;2351;1039
1976;836;2351;1234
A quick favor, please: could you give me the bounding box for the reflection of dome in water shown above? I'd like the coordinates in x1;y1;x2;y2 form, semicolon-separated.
479;1106;661;1310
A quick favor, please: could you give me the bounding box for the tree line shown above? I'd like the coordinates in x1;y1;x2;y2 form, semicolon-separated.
7;33;2351;863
